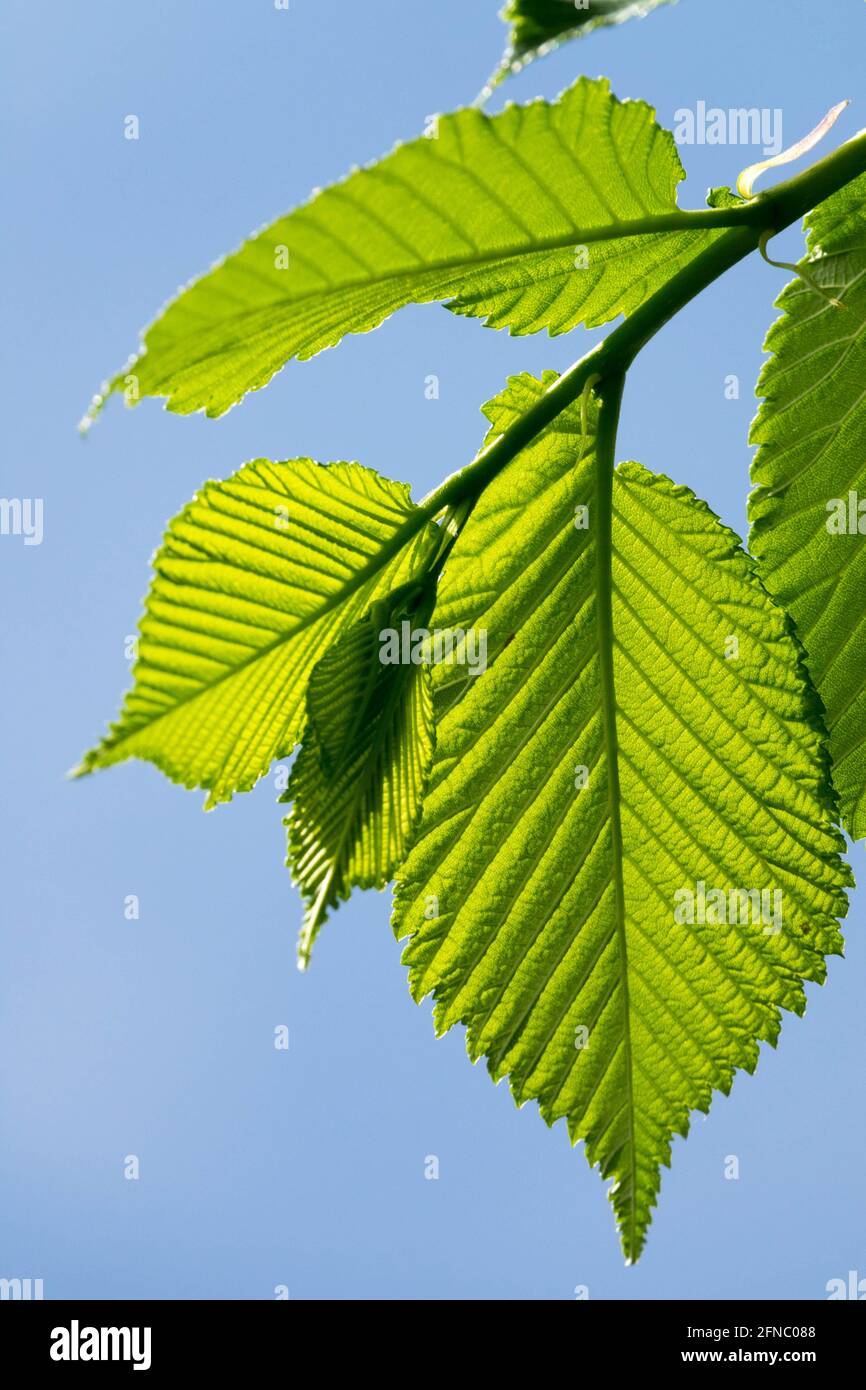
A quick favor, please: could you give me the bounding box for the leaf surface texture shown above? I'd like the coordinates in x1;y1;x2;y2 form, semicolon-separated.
79;459;438;806
750;172;866;836
285;593;436;966
395;372;849;1260
492;0;676;86
94;79;721;419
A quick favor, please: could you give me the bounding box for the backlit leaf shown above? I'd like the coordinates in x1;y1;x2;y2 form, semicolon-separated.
487;0;677;92
394;372;850;1261
77;459;439;807
284;583;436;967
750;171;866;837
88;78;725;422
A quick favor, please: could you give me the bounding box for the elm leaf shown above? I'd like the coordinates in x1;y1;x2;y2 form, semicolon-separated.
87;78;727;422
486;0;677;94
394;372;850;1261
750;171;866;837
284;582;436;968
77;459;439;807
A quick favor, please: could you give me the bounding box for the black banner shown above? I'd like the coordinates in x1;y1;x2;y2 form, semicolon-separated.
0;1298;862;1375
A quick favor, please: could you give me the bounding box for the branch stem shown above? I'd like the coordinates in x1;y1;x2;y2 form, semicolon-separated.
326;127;866;605
419;127;866;520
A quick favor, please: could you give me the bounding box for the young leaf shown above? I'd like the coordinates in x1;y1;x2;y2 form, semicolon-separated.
89;78;725;421
394;372;850;1262
284;581;436;968
488;1;677;92
76;459;439;807
750;172;866;838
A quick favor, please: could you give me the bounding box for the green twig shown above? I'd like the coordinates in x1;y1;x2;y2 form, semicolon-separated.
299;128;866;622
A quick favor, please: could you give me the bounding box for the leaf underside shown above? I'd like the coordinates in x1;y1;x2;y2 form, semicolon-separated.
285;597;436;967
492;0;676;86
90;77;723;421
750;171;866;838
78;459;438;807
394;372;849;1261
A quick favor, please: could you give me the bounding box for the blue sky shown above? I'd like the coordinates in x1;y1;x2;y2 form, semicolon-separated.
1;0;864;1299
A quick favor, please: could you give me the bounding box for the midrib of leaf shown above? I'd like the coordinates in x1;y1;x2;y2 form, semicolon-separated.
93;76;794;424
594;376;638;1258
93;502;439;753
140;212;738;349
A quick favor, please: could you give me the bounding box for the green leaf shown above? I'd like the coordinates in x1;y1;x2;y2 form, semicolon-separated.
488;0;677;91
284;582;436;968
750;172;866;838
394;372;850;1262
706;185;746;211
76;458;439;807
88;78;725;422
